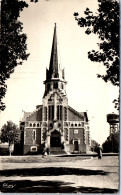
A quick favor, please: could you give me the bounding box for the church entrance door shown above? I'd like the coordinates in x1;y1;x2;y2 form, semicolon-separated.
74;140;79;151
50;130;61;147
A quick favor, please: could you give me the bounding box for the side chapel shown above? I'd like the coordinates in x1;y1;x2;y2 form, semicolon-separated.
20;24;91;155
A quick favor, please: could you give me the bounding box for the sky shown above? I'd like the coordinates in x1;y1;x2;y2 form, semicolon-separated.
0;0;119;144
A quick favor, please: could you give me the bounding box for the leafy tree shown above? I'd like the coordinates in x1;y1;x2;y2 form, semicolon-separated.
1;0;43;111
1;0;29;111
74;0;119;86
0;121;21;144
0;121;21;156
113;97;119;111
91;139;99;152
102;131;119;153
74;0;119;109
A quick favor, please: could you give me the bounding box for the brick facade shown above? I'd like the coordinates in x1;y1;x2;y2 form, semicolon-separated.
20;24;91;155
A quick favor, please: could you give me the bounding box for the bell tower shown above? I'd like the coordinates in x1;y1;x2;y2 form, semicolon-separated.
42;24;68;147
43;23;67;98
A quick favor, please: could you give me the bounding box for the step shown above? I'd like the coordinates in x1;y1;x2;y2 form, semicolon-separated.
50;147;62;151
50;150;67;155
50;147;67;155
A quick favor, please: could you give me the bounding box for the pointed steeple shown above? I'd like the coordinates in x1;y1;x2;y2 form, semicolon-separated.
46;23;64;80
49;23;59;78
43;24;67;97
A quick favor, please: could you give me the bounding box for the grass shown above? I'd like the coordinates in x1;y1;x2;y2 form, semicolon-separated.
0;155;91;163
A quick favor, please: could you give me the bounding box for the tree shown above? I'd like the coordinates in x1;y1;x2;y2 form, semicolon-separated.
1;0;29;111
74;0;119;109
91;139;99;152
113;97;119;111
1;0;42;111
0;121;21;155
74;0;119;86
102;131;119;153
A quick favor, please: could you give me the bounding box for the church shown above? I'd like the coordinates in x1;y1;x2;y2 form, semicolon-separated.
20;24;91;155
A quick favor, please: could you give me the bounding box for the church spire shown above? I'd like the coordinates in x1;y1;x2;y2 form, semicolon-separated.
48;23;59;78
45;23;64;80
43;24;67;97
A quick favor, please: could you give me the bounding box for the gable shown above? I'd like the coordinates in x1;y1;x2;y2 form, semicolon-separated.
25;106;43;121
68;106;84;121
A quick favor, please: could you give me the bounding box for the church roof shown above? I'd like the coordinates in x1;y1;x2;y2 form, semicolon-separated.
21;105;43;121
22;112;32;121
68;106;88;122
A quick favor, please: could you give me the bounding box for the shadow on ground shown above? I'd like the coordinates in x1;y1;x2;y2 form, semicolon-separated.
0;167;108;177
0;180;118;193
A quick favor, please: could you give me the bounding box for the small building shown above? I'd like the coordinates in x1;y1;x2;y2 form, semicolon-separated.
20;24;90;155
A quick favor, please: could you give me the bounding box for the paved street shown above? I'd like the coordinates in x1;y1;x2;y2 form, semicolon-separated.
0;155;119;193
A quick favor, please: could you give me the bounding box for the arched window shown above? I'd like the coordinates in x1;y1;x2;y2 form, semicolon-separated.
57;105;63;120
54;82;58;89
33;130;36;140
44;107;47;121
50;123;53;128
33;123;36;127
61;83;63;89
58;123;61;127
64;107;67;121
37;123;40;127
60;105;62;120
48;105;54;120
30;123;32;127
54;73;59;78
57;105;59;120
